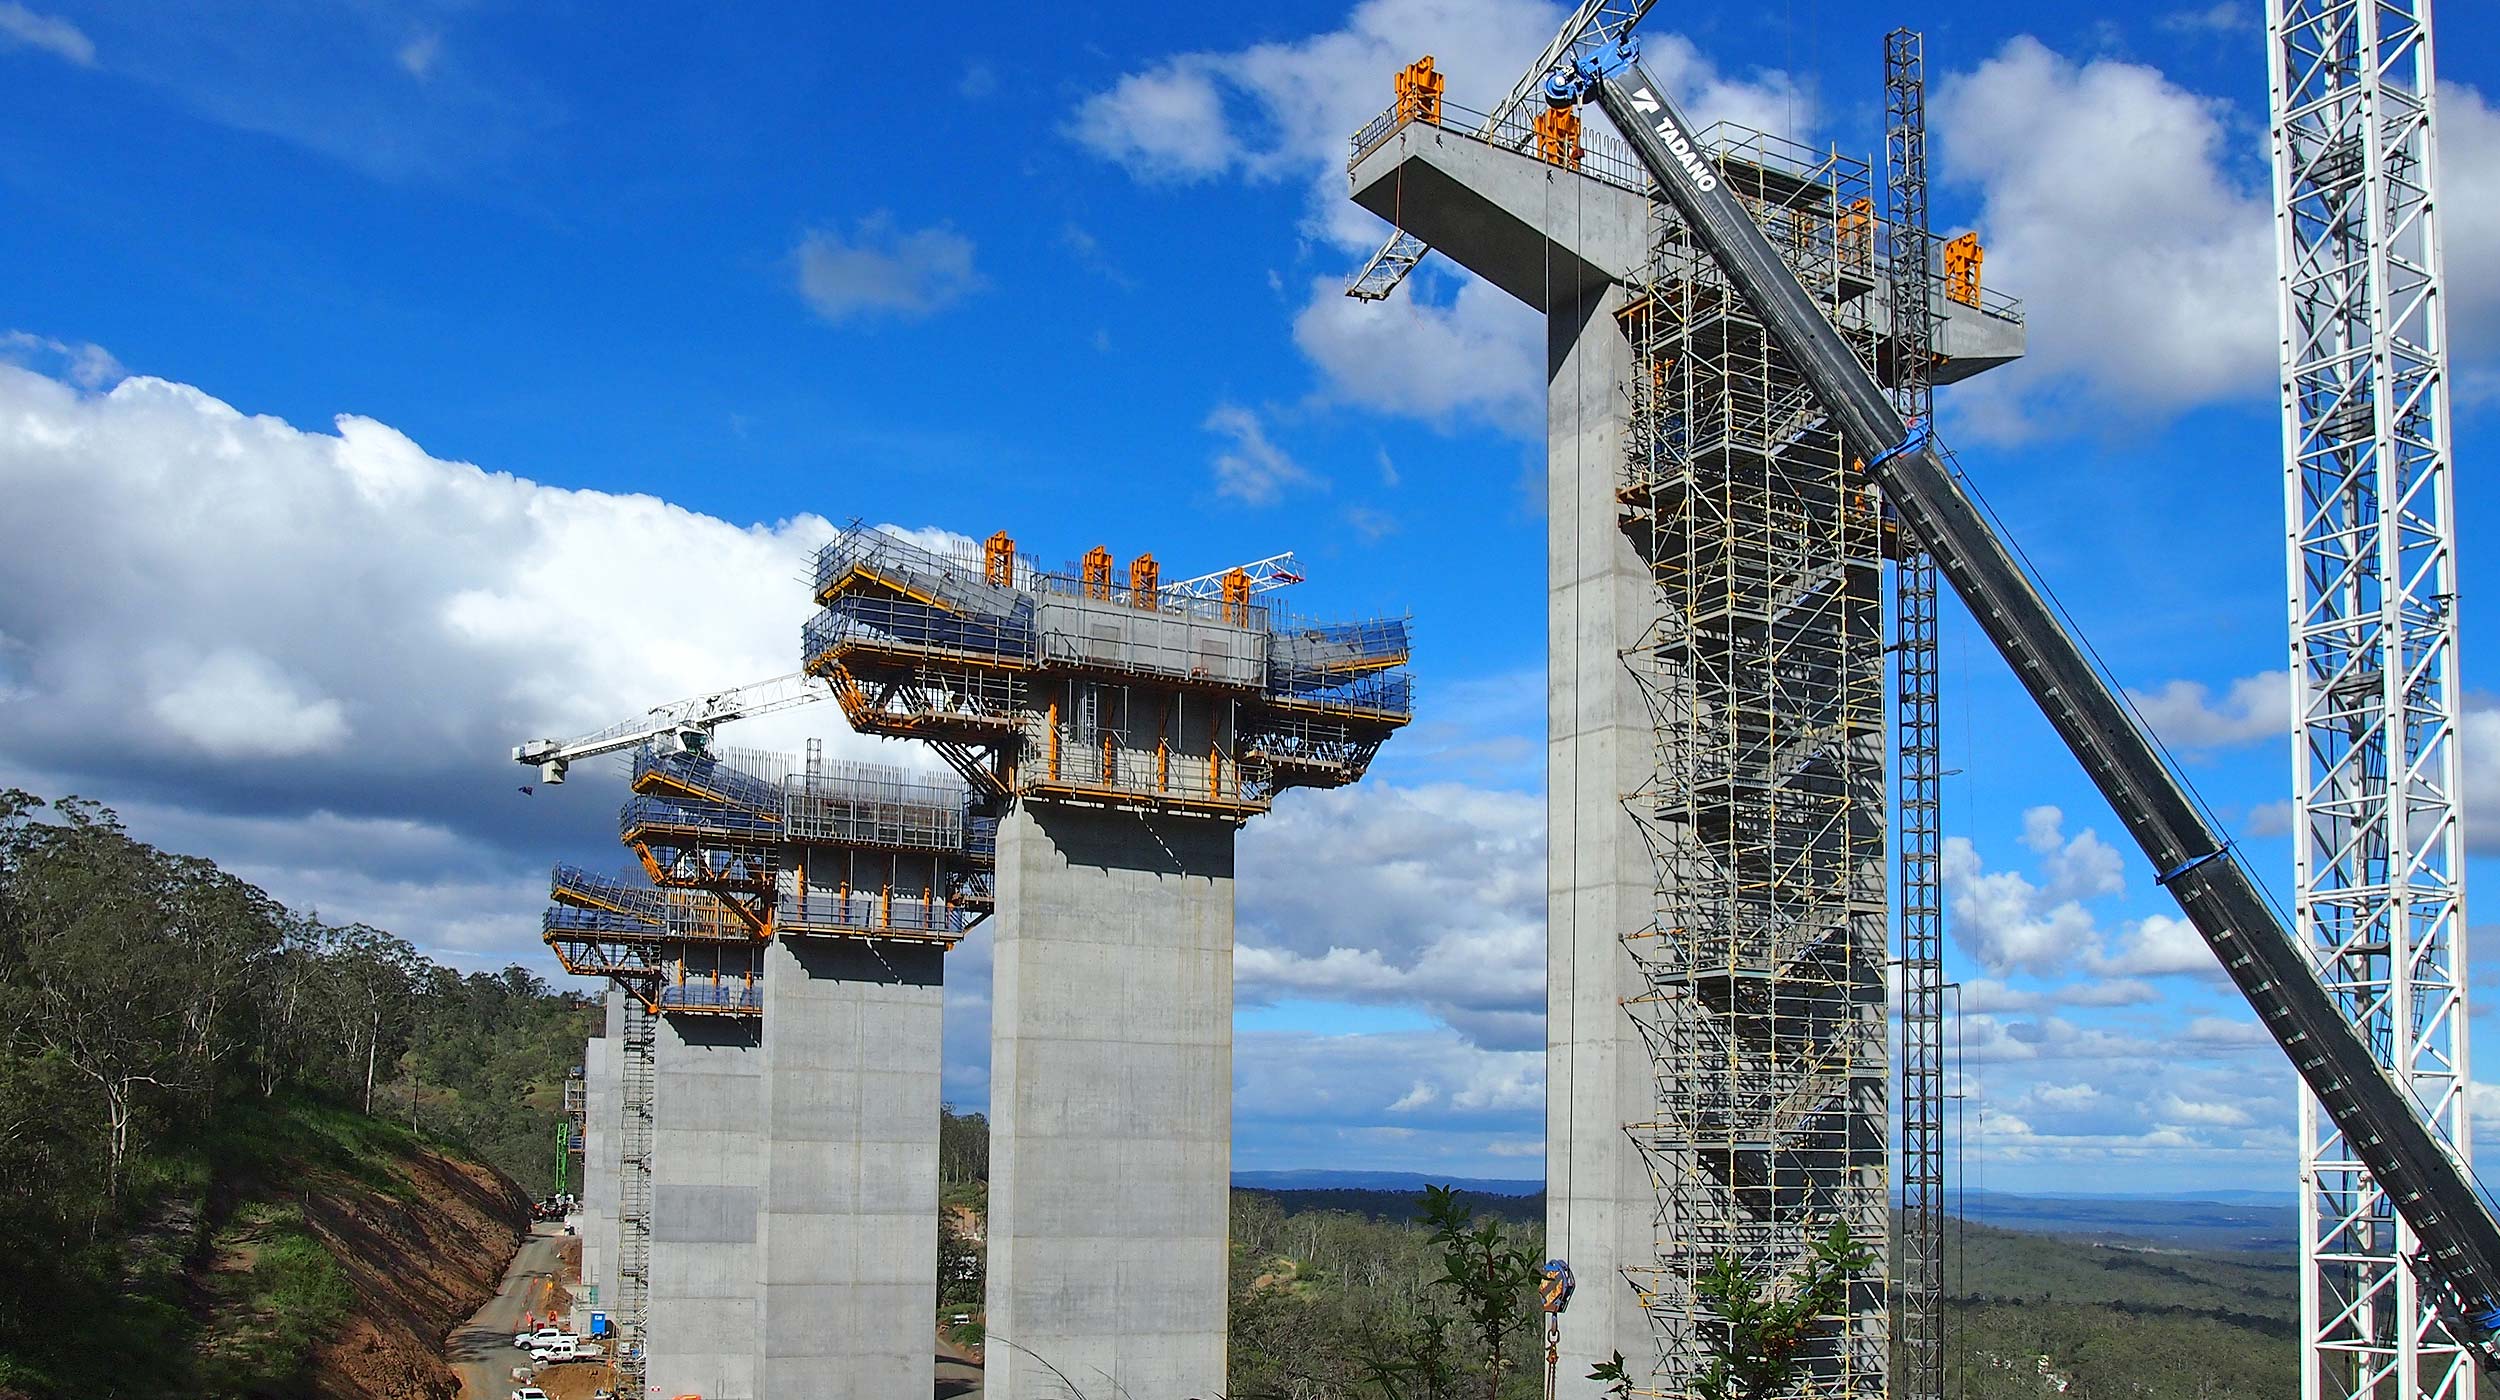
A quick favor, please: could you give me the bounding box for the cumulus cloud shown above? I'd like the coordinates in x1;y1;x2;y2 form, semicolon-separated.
1945;805;2230;985
0;2;92;65
1935;39;2500;435
2127;669;2288;750
1237;782;1543;1049
1943;810;2106;975
0;351;909;969
1934;37;2276;433
794;213;984;323
1205;403;1323;505
1291;273;1542;434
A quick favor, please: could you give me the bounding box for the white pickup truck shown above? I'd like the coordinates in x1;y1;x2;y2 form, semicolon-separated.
531;1335;602;1364
508;1388;548;1400
511;1325;570;1351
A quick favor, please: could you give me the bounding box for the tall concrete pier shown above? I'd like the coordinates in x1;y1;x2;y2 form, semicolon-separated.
544;748;990;1398
805;525;1410;1397
1345;90;2022;1394
988;804;1235;1395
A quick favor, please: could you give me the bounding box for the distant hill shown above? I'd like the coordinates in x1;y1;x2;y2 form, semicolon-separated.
1233;1168;1543;1196
1954;1188;2300;1253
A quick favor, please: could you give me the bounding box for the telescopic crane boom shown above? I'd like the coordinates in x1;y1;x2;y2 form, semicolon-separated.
1540;27;2500;1354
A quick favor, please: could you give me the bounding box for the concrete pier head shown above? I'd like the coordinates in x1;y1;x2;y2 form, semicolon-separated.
987;802;1234;1399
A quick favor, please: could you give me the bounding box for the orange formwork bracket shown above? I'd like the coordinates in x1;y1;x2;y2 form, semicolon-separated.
1838;197;1873;272
1532;106;1582;170
984;531;1016;588
1395;55;1444;126
1944;232;1983;307
1129;553;1160;606
1219;567;1252;626
1082;546;1114;601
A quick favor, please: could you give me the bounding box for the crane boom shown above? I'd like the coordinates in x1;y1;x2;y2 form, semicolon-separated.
1345;0;1655;301
512;670;830;783
1546;35;2500;1349
1159;551;1304;601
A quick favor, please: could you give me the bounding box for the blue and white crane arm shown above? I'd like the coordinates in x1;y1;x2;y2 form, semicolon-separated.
1543;34;2500;1354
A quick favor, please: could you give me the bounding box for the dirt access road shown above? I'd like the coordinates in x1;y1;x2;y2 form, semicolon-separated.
447;1223;568;1398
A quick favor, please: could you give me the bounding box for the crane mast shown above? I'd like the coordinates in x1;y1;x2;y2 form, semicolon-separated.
1541;28;2500;1359
2269;1;2474;1395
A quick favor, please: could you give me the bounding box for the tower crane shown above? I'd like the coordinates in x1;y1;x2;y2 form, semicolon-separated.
511;670;830;785
1536;15;2500;1358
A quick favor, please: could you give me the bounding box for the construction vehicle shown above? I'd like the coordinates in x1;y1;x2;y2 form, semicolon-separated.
1534;17;2500;1359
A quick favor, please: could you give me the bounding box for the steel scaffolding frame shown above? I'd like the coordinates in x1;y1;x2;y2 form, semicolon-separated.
2271;2;2473;1396
1885;27;1946;1400
1617;127;1889;1398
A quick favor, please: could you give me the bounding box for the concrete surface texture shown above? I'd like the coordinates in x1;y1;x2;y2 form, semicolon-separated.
985;801;1235;1400
1350;126;1680;1385
755;933;947;1400
574;1031;610;1334
646;1010;766;1400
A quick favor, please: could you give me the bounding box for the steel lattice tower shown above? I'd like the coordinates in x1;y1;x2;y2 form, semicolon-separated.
2270;3;2472;1397
1884;27;1946;1400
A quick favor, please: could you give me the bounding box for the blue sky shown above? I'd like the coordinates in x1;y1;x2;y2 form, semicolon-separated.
2;0;2497;1194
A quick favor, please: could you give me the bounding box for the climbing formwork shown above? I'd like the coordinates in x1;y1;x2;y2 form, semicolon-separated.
1616;124;1891;1398
803;522;1413;819
546;746;996;1016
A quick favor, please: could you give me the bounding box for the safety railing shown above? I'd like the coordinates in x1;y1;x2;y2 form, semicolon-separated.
802;594;1037;671
551;864;666;921
618;794;782;843
776;887;971;938
1347;96;1654;196
633;745;783;816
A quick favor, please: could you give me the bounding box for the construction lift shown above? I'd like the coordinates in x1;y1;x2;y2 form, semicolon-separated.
1534;16;2500;1361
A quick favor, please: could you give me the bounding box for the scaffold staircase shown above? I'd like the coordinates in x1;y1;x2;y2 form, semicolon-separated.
614;999;656;1394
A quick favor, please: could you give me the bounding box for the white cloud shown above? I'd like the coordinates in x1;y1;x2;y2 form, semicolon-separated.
2438;86;2500;363
794;213;984;323
1935;38;2276;434
1943;823;2104;975
1946;807;2237;984
1935;40;2500;435
1068;60;1238;182
2159;3;2254;33
0;352;908;969
1291;273;1542;434
1205;403;1322;505
397;30;442;80
0;1;92;66
1237;781;1544;1049
1;331;121;387
152;649;350;759
2127;669;2288;750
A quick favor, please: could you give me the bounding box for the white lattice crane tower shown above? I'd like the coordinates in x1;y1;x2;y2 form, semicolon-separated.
2270;3;2472;1396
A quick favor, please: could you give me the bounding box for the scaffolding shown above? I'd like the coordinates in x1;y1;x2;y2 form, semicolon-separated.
1617;124;1890;1398
614;997;655;1393
802;523;1413;822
